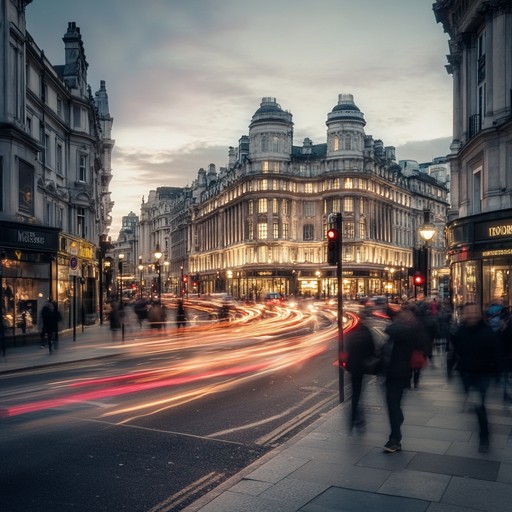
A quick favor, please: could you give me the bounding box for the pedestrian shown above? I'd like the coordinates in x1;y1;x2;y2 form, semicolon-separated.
41;300;61;353
451;303;498;453
148;301;165;329
109;301;122;331
344;318;378;432
381;306;428;453
176;299;187;330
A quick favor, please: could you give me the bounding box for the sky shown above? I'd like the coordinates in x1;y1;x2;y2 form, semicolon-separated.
25;0;453;237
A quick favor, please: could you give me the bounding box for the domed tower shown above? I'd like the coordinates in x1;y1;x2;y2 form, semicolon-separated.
326;94;366;168
248;97;293;173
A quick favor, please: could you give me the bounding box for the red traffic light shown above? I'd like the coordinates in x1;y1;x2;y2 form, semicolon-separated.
327;228;338;240
413;273;424;286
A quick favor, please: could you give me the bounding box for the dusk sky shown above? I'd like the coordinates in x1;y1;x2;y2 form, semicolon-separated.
26;1;453;237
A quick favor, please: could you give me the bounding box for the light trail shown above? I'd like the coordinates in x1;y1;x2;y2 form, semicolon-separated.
1;301;342;419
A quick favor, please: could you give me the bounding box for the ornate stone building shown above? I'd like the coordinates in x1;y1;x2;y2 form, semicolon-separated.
0;1;113;333
158;95;450;301
435;0;512;310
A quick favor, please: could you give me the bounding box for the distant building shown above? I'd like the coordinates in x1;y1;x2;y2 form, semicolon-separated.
142;95;449;300
0;2;113;332
434;0;512;310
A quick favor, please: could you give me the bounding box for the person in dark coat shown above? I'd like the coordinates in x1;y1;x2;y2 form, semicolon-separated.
41;300;61;353
451;303;497;453
176;299;187;329
382;306;428;452
344;319;376;432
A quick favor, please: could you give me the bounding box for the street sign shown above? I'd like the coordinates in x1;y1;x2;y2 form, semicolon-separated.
69;256;80;276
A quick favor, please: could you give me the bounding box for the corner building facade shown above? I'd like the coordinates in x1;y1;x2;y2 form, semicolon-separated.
0;2;114;336
185;95;449;300
435;0;512;311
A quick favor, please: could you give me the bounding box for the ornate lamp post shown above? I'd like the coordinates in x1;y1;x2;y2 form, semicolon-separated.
154;244;162;302
418;210;436;297
164;261;170;293
138;257;144;299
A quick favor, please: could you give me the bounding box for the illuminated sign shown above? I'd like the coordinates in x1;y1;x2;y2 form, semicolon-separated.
475;219;512;241
482;249;512;257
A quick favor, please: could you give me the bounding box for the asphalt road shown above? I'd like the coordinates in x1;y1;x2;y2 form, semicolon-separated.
0;306;343;511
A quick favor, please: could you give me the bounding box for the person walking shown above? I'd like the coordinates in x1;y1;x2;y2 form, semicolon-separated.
344;318;377;432
41;300;61;353
451;303;498;453
382;306;428;453
176;299;187;330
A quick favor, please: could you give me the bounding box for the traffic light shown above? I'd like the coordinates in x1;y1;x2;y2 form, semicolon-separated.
413;272;424;286
326;228;339;266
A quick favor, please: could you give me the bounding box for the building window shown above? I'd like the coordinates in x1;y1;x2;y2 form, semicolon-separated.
77;207;86;236
272;198;278;214
56;142;63;175
343;197;354;212
261;135;268;152
258;222;268;239
79;154;87;182
44;134;50;166
333;135;340;151
272;136;279;152
303;224;314;241
273;222;279;239
262;161;269;173
473;169;482;214
73;105;81;129
248;201;253;215
258;198;267;214
57;207;63;228
359;220;366;239
282;223;289;238
303;202;315;216
18;160;34;215
57;97;63;116
305;183;313;194
282;200;289;215
343;221;355;239
344;178;353;189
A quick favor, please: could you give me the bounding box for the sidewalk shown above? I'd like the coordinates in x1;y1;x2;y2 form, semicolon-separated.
2;330;512;512
0;323;130;374
185;360;512;512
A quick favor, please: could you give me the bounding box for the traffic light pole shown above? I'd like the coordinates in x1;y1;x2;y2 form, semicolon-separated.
328;212;344;403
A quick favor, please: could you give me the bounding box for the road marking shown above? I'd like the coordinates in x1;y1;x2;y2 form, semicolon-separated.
147;471;222;512
206;378;338;443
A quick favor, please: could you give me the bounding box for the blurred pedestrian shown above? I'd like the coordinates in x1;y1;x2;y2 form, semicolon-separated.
109;301;122;331
176;299;187;329
344;318;378;432
381;306;428;452
451;303;497;453
41;300;61;353
148;301;165;330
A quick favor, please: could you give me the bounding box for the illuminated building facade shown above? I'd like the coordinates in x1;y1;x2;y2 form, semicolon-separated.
174;95;450;301
435;0;512;310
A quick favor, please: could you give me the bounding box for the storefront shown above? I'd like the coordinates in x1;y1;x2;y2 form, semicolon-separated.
0;221;60;338
446;208;512;315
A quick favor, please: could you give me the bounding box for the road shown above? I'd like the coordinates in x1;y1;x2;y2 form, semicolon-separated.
0;299;351;512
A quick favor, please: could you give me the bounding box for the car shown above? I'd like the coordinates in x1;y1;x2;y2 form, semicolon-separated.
265;292;284;308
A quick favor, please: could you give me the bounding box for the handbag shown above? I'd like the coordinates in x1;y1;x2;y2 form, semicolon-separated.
411;349;427;369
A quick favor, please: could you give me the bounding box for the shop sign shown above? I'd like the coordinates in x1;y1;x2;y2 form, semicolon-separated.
69;255;80;276
475;219;512;241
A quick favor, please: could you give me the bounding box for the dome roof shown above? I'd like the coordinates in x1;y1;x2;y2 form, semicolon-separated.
327;93;366;126
250;97;293;127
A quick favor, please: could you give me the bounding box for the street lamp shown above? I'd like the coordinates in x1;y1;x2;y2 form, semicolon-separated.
118;253;125;307
154;244;162;302
180;265;184;296
418;209;436;297
138;256;144;299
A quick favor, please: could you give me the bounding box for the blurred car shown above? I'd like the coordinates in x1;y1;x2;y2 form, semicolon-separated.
363;295;389;317
265;292;284;308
